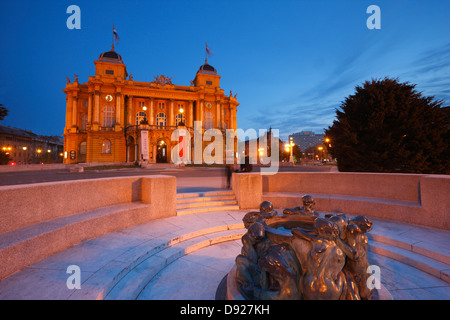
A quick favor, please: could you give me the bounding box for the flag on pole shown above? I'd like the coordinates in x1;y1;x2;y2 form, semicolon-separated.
205;41;213;63
113;25;119;45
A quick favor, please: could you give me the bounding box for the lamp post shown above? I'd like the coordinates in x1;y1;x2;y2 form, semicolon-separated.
289;137;294;163
323;137;331;161
318;146;324;161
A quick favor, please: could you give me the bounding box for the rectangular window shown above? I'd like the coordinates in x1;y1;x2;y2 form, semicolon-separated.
106;70;114;75
206;81;213;85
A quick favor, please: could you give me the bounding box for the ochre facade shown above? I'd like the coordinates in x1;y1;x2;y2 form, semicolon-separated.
63;46;238;164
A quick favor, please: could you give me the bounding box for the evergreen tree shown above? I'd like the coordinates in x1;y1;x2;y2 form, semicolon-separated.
0;104;7;121
0;104;11;164
325;78;449;174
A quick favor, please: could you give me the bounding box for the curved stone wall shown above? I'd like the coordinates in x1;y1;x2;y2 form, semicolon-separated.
232;172;449;230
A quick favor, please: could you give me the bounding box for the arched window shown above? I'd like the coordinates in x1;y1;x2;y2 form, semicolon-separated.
205;112;213;130
81;115;88;131
102;139;111;154
176;113;185;126
156;113;166;127
79;141;87;155
136;111;147;125
102;106;115;127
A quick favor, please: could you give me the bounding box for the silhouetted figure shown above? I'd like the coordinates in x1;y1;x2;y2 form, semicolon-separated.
225;164;232;188
240;156;253;172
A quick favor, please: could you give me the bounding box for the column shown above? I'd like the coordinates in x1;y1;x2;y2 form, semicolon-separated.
195;100;200;122
71;95;78;127
220;102;224;130
149;98;155;125
116;93;121;125
66;95;73;128
232;107;237;130
188;101;194;128
94;91;100;124
127;95;133;126
87;93;93;124
200;100;204;129
170;100;175;126
215;101;221;129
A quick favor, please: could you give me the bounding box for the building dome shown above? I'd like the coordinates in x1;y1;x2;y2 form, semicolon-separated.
197;63;217;75
99;48;123;63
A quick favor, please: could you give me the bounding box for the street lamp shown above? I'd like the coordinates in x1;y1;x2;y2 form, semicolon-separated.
318;146;324;161
289;137;294;163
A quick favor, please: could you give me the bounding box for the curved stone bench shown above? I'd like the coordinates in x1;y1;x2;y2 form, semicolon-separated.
233;172;449;230
263;192;423;226
0;176;177;281
0;202;152;281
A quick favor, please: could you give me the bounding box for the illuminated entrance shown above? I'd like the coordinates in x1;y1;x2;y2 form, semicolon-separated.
156;140;167;163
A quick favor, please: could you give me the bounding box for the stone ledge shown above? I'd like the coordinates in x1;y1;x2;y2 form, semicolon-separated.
0;202;151;281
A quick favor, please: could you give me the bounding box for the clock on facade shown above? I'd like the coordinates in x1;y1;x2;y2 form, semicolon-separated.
105;95;113;102
206;102;212;109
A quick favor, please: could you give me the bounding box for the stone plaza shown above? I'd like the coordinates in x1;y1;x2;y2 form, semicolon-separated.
0;168;448;300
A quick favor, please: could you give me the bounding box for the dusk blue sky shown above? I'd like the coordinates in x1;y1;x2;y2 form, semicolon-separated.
0;0;449;141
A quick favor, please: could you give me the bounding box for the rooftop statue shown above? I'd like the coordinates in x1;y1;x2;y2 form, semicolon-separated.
152;75;173;86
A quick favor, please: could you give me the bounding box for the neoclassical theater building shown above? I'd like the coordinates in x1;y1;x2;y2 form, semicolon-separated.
63;45;239;164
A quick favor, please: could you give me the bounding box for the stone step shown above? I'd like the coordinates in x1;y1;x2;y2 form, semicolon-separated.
63;221;245;300
368;233;450;266
176;191;235;199
175;190;239;215
177;205;241;216
104;228;245;300
176;199;238;210
368;240;450;283
176;195;236;204
0;202;151;281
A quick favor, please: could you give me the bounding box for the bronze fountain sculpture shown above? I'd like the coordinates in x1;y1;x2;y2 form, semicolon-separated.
233;196;375;300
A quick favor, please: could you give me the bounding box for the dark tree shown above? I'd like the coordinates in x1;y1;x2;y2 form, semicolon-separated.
325;78;449;174
0;104;8;121
0;104;10;164
0;151;10;165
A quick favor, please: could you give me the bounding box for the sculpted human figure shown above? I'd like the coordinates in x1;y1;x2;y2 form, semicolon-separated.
235;221;271;298
292;218;347;300
342;215;374;300
327;214;361;300
256;243;302;300
259;200;277;219
283;195;318;216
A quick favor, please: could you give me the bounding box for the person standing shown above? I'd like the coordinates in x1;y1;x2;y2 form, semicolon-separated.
225;164;232;189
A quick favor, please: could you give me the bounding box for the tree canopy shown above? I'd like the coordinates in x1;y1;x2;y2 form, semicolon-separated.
325;78;449;174
0;104;8;121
